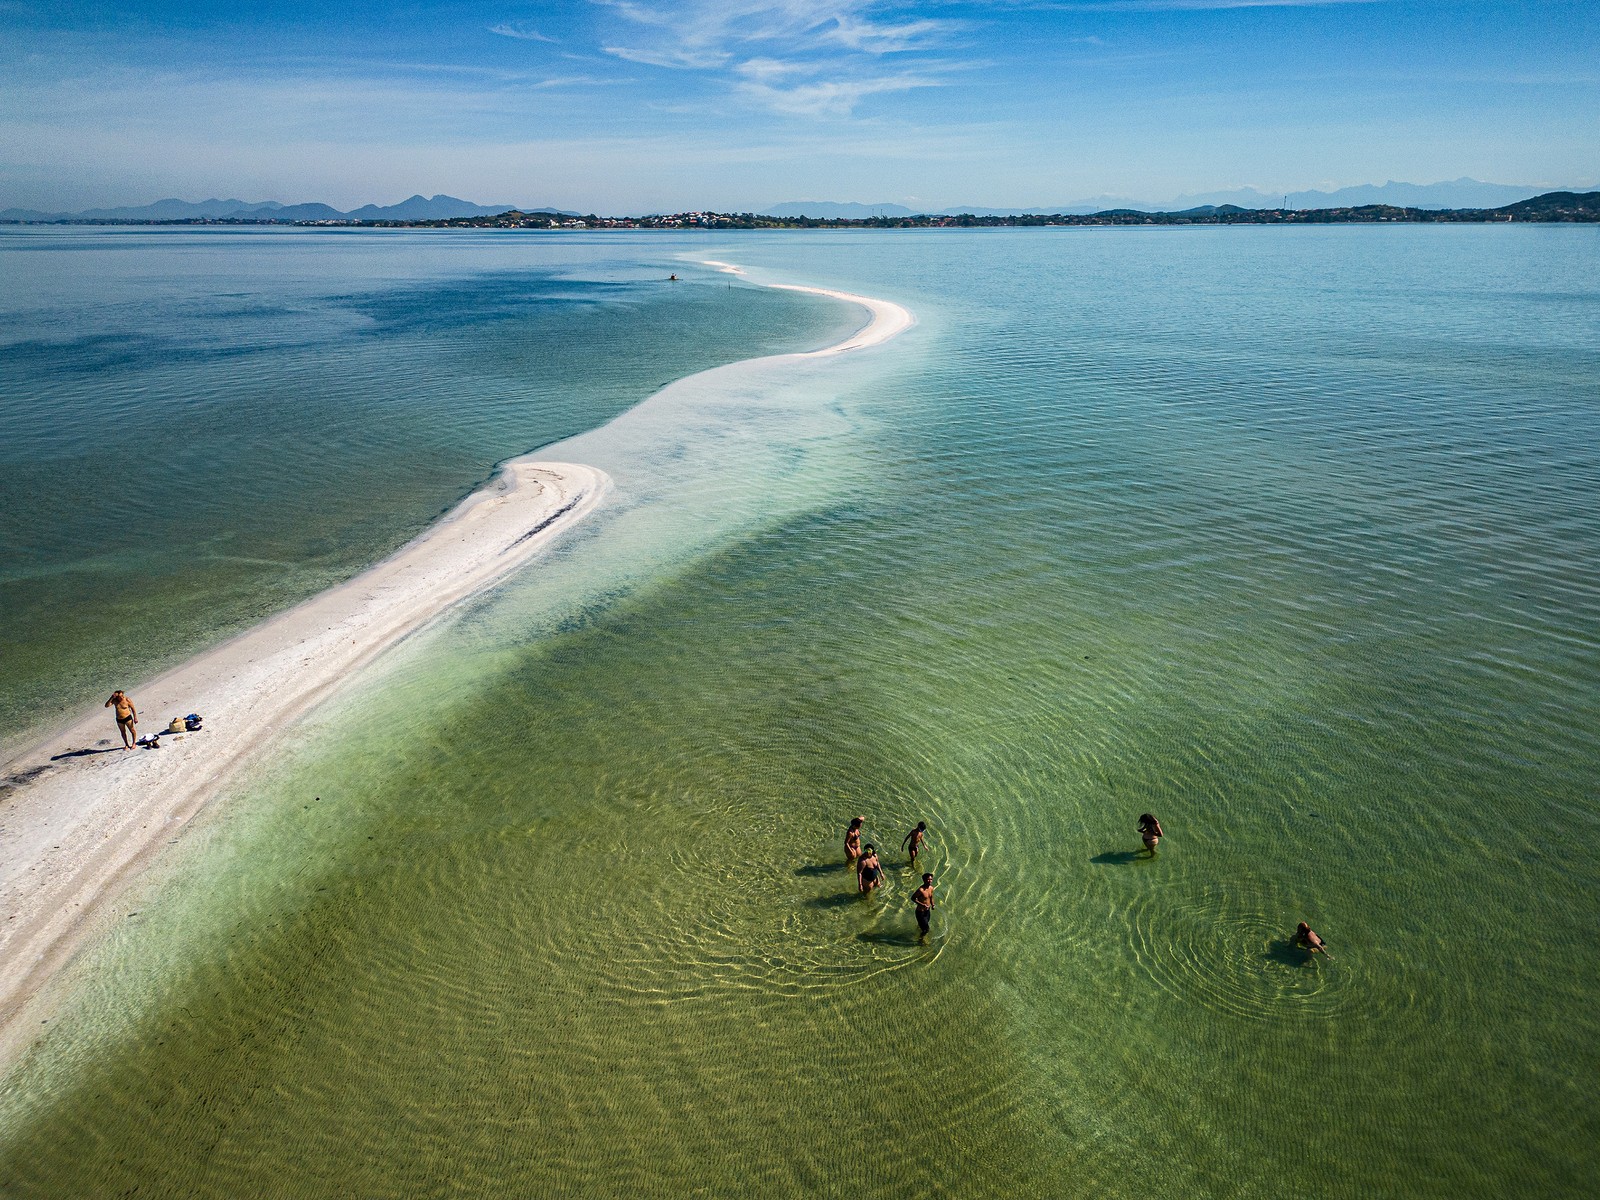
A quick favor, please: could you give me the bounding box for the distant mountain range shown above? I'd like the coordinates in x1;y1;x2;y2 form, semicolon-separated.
0;194;578;223
761;201;919;219
764;179;1566;219
5;179;1584;226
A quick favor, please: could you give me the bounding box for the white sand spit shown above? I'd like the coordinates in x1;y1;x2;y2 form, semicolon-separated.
0;256;914;1068
700;260;915;352
0;461;607;1056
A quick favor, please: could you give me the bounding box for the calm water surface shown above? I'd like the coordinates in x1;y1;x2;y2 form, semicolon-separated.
0;227;857;756
1;226;1597;1198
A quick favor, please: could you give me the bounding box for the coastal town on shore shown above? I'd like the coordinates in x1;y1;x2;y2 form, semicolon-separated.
8;189;1599;231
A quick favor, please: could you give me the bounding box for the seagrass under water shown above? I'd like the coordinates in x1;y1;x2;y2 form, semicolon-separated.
1;227;1597;1198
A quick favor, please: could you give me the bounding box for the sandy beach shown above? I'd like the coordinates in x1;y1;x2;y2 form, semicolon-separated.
0;263;913;1067
0;460;607;1057
700;260;915;353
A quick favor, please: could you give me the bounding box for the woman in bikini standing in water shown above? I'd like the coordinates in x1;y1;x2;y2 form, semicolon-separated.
857;844;884;895
845;816;864;865
1137;813;1163;855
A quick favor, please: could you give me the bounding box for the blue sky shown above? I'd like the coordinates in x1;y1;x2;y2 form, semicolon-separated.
1;1;1595;211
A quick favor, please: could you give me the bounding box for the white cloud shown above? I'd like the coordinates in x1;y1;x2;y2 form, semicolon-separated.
604;43;731;69
488;23;558;42
1027;0;1380;10
736;72;940;116
591;1;965;115
823;15;948;54
736;56;810;83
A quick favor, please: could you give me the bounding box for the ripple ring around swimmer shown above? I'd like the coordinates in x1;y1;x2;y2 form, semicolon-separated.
1125;879;1359;1023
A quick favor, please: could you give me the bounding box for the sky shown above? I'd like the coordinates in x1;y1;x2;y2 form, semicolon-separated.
1;0;1596;213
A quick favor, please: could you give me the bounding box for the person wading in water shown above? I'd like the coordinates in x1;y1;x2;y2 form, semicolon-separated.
845;816;865;865
1137;813;1163;855
1294;922;1331;958
902;821;928;865
912;873;936;940
857;844;884;895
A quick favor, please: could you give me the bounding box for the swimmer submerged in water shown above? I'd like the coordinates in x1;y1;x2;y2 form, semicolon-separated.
1294;922;1331;958
1137;813;1163;855
857;844;884;895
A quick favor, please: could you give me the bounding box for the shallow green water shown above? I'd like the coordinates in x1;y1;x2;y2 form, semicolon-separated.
0;228;857;757
2;227;1597;1198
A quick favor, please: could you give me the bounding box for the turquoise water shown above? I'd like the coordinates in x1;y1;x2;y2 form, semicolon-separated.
0;227;858;757
1;226;1598;1198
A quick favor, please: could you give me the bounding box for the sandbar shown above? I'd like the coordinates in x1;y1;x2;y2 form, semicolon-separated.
700;260;915;353
0;259;914;1068
0;461;607;1059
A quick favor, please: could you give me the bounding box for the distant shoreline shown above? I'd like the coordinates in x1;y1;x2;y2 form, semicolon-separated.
4;188;1597;230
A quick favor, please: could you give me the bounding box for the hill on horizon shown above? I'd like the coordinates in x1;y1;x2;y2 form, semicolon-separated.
766;178;1565;219
1495;191;1600;219
761;200;917;219
0;194;577;223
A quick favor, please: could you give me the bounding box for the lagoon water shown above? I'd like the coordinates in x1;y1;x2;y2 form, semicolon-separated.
1;225;1597;1197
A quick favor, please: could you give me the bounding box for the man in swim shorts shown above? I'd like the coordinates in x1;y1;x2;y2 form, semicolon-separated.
105;689;138;749
857;844;883;894
913;874;936;939
901;821;927;865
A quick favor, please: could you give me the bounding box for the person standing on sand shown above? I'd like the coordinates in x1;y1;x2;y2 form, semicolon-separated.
845;816;865;864
902;821;927;865
1137;813;1163;855
105;690;138;749
858;844;883;895
913;874;936;939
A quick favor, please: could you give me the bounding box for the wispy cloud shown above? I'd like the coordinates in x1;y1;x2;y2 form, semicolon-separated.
593;1;966;115
488;22;557;42
605;43;731;69
823;15;950;54
736;56;811;83
737;71;941;116
1024;0;1381;11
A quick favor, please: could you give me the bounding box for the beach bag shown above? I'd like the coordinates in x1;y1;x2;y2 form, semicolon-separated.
167;717;186;734
185;713;203;731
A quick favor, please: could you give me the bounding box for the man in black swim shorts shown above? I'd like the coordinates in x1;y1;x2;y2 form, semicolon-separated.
913;873;935;938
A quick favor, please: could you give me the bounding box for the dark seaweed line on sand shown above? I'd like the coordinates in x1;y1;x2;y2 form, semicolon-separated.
505;493;584;552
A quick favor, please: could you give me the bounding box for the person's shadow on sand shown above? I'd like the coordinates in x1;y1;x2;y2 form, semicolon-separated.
50;747;122;761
